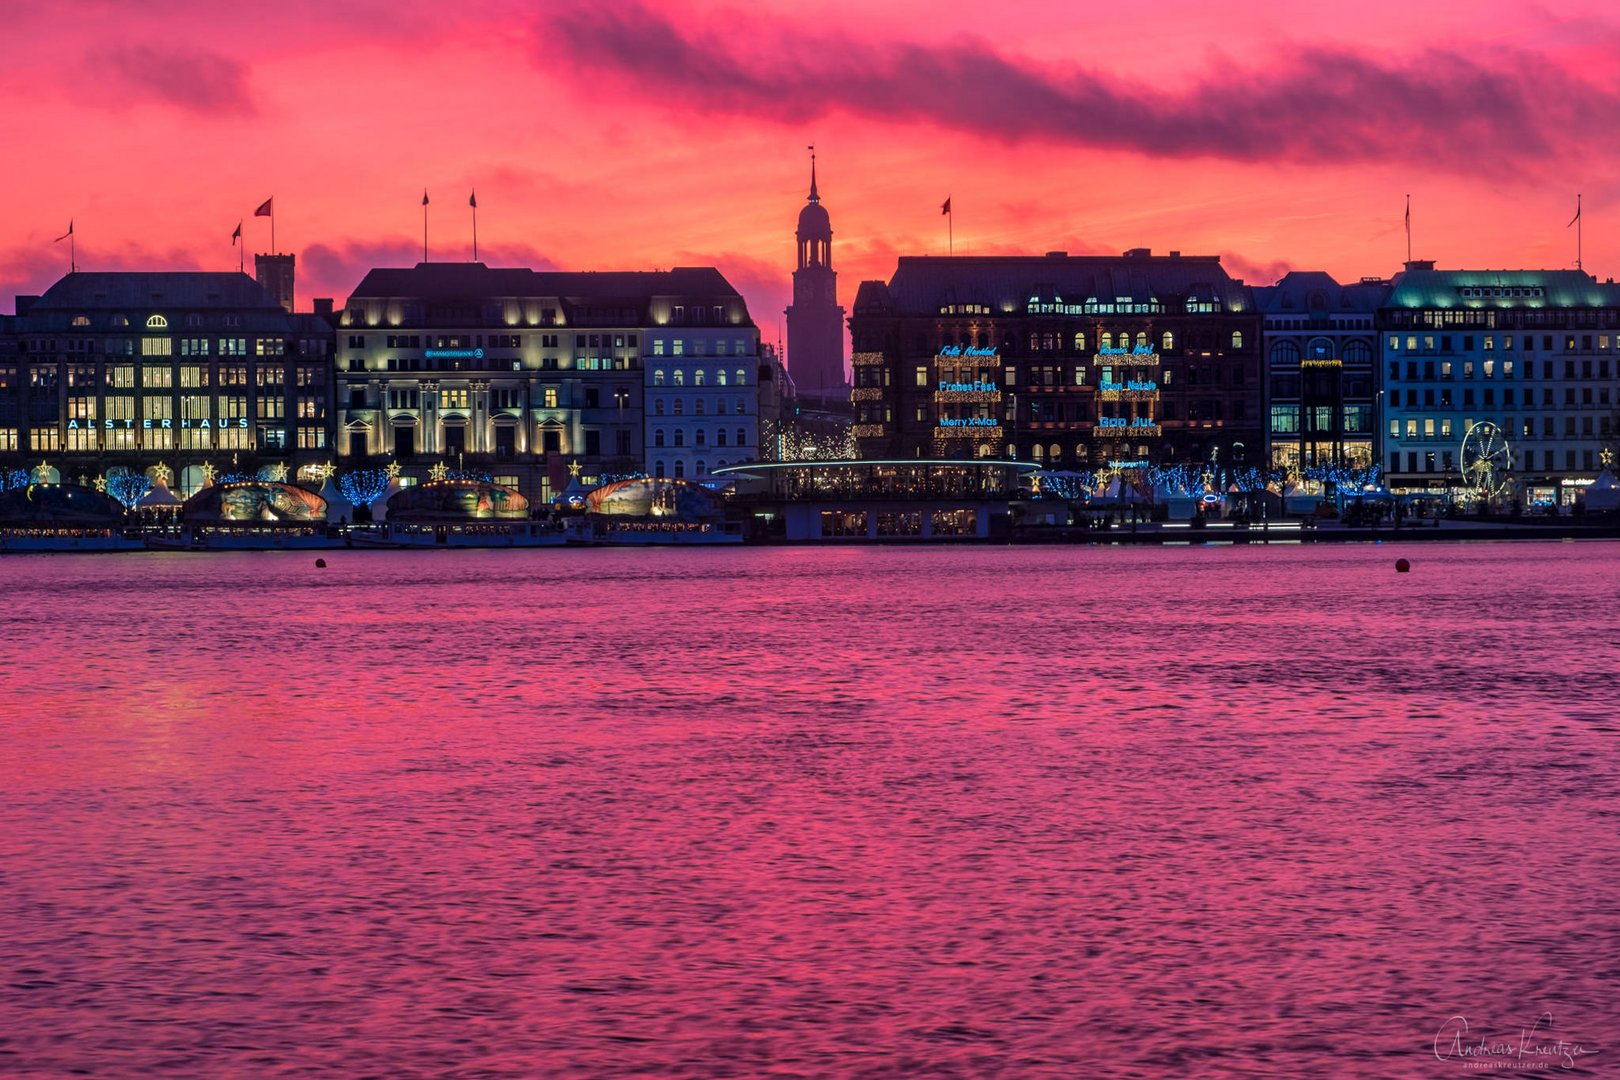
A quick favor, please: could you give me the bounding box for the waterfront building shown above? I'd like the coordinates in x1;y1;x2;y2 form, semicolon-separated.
848;250;1262;471
784;156;848;403
0;271;335;493
1254;272;1388;474
1378;265;1620;505
335;263;757;502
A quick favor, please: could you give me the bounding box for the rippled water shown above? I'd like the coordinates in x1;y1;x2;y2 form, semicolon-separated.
2;543;1616;1077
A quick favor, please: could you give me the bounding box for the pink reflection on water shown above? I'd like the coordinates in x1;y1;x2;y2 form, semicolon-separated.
1;543;1616;1076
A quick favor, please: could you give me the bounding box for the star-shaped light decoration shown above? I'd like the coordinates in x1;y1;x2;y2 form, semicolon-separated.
384;460;401;480
32;460;51;484
428;460;449;482
567;459;582;479
1603;448;1615;469
152;461;173;484
200;462;218;484
313;460;337;483
94;474;108;493
267;461;290;483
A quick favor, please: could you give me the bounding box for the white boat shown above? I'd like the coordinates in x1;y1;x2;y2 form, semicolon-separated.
563;517;744;545
374;520;567;548
143;524;344;551
1;528;145;553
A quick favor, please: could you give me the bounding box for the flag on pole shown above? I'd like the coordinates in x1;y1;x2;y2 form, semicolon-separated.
469;190;476;209
254;197;273;217
1568;200;1582;227
423;190;430;206
54;221;73;242
941;197;952;215
231;221;242;245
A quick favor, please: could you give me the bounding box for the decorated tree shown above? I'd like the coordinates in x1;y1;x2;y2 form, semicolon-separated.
104;472;153;508
338;468;392;506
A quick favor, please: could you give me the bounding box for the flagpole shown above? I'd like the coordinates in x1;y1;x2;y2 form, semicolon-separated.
271;208;276;256
423;190;429;262
1577;193;1583;271
472;191;478;262
1405;194;1411;264
71;229;76;273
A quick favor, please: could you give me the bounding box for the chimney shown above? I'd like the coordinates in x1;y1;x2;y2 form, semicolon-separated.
313;297;334;316
255;252;296;313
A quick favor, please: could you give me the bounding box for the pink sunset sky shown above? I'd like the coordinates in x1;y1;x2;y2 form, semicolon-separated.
4;0;1618;332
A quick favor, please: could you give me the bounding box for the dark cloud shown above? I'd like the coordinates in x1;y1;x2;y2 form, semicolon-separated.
545;4;1614;172
0;241;206;312
97;44;256;116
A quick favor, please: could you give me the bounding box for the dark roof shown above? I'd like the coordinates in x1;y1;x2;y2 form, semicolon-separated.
347;263;745;303
1253;271;1390;314
879;253;1253;314
29;271;283;312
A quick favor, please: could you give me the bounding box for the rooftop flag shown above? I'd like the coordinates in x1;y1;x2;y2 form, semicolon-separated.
255;197;273;217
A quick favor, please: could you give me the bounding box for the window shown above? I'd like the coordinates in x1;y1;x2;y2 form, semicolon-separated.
915;366;928;387
1231;331;1244;349
543;387;559;408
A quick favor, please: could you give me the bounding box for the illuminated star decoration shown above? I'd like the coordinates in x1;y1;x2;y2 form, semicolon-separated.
384;460;401;480
567;459;582;479
200;462;218;484
94;474;108;493
267;461;290;483
428;461;449;482
313;460;337;483
152;461;173;484
1603;448;1615;469
32;460;51;484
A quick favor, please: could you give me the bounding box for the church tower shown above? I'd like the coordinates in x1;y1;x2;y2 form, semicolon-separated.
785;149;847;397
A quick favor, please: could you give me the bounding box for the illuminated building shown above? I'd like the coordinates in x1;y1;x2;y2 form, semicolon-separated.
784;155;848;402
1378;266;1620;505
335;263;757;501
848;250;1262;470
1254;272;1388;475
0;272;335;493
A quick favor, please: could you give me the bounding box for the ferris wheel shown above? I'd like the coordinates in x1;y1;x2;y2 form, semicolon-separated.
1460;421;1513;498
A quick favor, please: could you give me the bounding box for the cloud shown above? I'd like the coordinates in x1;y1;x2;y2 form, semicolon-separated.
95;44;256;116
301;237;561;302
545;4;1617;174
0;241;207;311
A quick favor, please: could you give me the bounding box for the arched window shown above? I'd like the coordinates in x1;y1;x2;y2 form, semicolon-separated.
978;443;992;458
1161;330;1174;351
717;429;728;446
735;398;745;415
1135;331;1148;348
1270;341;1301;365
734;368;746;386
696;461;706;476
654;398;665;415
654;369;665;385
1006;442;1018;459
1231;330;1244;349
1343;340;1373;365
71;315;90;328
695;369;706;386
1029;333;1041;351
673;369;685;386
1307;336;1333;361
1048;442;1061;461
655;461;665;478
1073;332;1086;351
146;314;168;329
717;370;728;386
696;430;706;446
1101;332;1113;350
695;399;705;415
654;429;665;447
674;430;685;447
674;461;685;478
674;399;684;416
736;428;746;446
1031;443;1045;461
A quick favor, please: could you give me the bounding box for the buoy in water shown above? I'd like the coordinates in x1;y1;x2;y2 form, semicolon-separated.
315;558;327;568
1395;558;1410;573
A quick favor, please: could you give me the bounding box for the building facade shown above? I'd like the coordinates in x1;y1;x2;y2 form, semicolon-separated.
1;272;334;493
1379;267;1620;505
784;157;847;400
335;263;757;501
1255;272;1387;474
848;251;1263;471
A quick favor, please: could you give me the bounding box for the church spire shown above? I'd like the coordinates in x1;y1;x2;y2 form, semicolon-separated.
808;143;819;204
